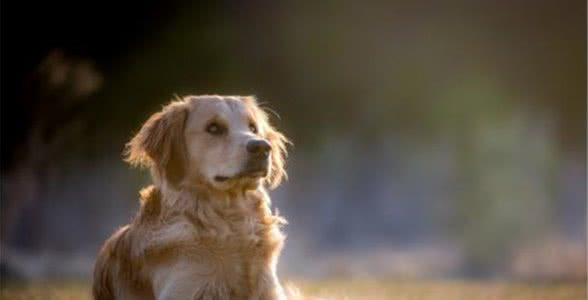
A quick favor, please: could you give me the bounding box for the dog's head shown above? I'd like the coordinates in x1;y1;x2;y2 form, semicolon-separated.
125;95;289;191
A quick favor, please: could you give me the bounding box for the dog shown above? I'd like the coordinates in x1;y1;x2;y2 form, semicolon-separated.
93;95;291;300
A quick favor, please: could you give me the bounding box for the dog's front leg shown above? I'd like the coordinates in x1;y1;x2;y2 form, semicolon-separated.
152;262;218;300
253;268;287;300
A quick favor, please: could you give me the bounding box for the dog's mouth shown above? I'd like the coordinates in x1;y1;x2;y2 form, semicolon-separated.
214;169;268;183
213;158;270;183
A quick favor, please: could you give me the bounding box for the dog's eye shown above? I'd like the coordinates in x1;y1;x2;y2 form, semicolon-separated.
206;122;226;136
249;122;258;134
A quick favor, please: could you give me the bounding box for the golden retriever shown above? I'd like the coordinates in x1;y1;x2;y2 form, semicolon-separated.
93;95;291;300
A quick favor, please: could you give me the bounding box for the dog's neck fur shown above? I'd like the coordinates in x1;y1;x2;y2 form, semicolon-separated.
156;179;269;213
140;179;285;250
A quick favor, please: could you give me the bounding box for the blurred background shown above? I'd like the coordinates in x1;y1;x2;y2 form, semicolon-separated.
1;0;585;285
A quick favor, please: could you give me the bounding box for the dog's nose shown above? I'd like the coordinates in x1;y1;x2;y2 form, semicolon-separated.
246;139;271;157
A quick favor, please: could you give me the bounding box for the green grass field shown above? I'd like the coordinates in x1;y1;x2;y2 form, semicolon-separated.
1;279;585;299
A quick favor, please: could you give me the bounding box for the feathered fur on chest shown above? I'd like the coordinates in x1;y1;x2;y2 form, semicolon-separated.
134;186;286;265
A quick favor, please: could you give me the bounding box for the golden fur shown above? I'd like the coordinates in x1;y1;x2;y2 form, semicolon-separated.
93;95;292;300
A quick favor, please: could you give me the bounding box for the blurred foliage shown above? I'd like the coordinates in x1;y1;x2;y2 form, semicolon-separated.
72;0;585;152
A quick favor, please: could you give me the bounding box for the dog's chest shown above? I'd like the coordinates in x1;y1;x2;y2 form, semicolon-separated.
141;191;286;299
180;205;284;297
187;204;283;253
166;197;283;261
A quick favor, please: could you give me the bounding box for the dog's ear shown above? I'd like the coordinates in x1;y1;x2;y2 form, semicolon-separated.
125;101;188;186
266;126;289;189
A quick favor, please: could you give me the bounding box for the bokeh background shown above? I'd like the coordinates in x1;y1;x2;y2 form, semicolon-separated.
1;0;586;287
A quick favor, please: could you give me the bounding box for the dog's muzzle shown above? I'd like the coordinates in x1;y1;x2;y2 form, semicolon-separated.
246;139;271;158
240;139;271;177
214;139;271;182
